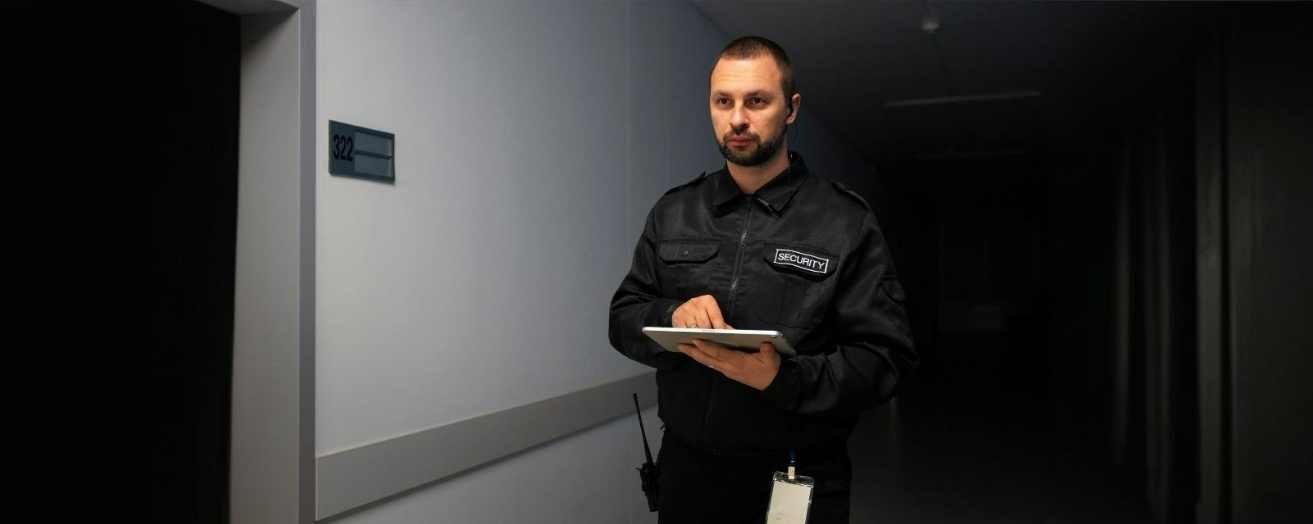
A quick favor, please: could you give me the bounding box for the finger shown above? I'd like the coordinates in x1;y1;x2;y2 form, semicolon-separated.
682;305;701;328
677;307;698;328
679;343;715;367
693;341;714;362
693;307;713;330
704;298;728;329
681;341;709;358
719;345;749;367
693;339;726;360
702;345;741;376
682;343;719;372
690;339;718;360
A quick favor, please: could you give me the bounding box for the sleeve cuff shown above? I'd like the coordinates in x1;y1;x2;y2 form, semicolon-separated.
645;298;681;328
761;358;801;411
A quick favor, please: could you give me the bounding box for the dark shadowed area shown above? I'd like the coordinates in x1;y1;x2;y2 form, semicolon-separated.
696;2;1312;523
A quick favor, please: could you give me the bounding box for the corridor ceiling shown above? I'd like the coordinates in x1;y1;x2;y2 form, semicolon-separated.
692;1;1200;159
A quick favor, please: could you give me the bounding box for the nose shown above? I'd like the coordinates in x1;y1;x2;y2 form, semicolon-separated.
729;103;749;133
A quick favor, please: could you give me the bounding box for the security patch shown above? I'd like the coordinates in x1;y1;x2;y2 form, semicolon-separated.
772;248;831;275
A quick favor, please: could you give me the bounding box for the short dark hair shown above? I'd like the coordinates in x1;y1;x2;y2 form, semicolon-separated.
711;36;796;101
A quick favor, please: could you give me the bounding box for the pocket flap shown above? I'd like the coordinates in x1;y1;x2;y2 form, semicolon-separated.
658;241;720;263
880;277;907;303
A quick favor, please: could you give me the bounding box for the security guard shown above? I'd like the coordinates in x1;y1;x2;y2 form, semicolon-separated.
608;36;916;523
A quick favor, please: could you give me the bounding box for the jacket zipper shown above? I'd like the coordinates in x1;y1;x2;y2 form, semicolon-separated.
726;202;754;319
703;200;754;445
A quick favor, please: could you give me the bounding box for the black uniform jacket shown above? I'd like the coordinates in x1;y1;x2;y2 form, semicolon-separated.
608;150;917;454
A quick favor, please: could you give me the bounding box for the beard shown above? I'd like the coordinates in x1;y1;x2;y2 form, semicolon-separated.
718;123;787;167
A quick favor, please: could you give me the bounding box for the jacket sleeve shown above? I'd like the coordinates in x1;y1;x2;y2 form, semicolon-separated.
608;208;686;370
761;211;917;415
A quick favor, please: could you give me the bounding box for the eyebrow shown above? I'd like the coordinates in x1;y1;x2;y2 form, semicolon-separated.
711;90;773;98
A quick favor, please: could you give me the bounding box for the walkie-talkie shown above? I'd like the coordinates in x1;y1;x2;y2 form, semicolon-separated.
633;393;660;512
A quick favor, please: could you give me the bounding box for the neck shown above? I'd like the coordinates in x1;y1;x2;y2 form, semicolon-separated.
726;145;790;195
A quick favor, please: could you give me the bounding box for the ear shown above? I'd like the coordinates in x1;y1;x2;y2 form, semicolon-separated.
785;92;801;124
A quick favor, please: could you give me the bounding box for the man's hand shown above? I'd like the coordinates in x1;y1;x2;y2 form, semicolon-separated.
671;294;780;390
672;294;731;329
678;340;781;391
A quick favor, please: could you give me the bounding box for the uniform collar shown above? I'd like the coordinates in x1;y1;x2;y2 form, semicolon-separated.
710;150;810;214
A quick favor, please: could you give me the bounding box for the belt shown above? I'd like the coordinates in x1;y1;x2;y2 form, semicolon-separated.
661;427;845;460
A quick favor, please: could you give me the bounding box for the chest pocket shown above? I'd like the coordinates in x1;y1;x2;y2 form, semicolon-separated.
657;239;721;301
754;244;838;328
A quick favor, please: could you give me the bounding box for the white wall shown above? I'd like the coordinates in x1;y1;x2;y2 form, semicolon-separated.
315;1;872;521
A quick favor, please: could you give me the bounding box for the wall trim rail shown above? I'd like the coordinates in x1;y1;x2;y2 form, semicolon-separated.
316;372;657;520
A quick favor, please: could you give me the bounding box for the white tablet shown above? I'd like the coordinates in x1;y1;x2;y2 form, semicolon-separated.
642;327;797;357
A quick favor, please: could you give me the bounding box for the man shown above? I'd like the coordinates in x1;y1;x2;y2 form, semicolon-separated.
608;36;916;523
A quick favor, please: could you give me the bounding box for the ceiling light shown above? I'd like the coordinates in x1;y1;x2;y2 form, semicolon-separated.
921;14;940;34
883;90;1042;108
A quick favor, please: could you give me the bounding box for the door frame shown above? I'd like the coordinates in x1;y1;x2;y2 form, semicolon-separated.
195;1;317;522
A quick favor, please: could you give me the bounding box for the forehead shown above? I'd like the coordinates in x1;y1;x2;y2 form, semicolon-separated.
709;56;783;96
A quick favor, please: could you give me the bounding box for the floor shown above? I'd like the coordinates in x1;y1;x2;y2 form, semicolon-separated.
846;365;1154;523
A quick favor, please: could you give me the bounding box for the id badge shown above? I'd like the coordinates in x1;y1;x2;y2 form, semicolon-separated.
767;470;814;523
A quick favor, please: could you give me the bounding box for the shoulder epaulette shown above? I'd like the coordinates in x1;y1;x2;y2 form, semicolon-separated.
663;171;709;196
828;178;873;213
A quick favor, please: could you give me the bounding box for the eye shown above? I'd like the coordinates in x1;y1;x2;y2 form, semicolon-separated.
715;97;731;106
748;97;765;107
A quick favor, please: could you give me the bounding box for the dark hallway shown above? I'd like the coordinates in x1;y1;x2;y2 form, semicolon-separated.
683;2;1313;523
846;151;1152;523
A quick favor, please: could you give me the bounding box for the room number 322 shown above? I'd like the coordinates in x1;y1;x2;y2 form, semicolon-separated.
331;134;354;161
